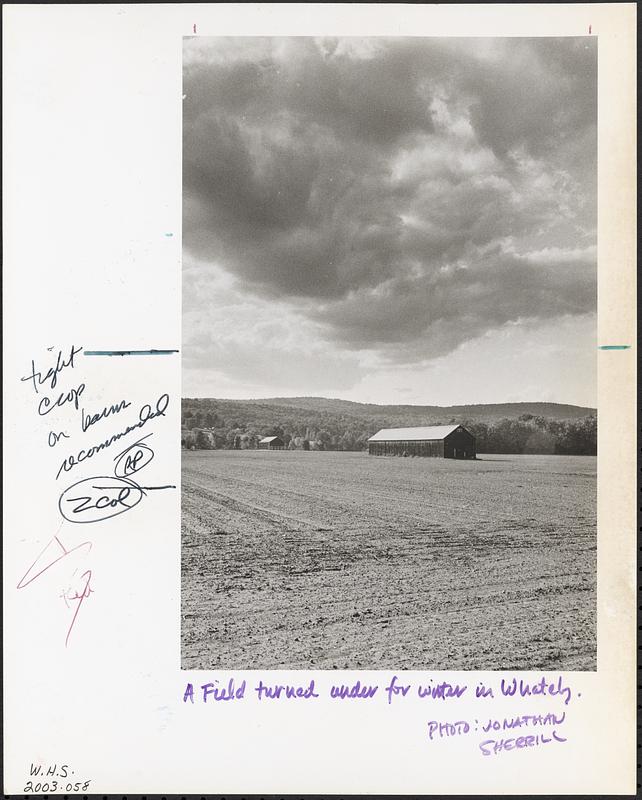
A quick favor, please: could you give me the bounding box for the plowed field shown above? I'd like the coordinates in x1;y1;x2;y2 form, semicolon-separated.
182;451;596;670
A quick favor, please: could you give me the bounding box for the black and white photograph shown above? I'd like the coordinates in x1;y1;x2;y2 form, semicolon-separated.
181;35;597;671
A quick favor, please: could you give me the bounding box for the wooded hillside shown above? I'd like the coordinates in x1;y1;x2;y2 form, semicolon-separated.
181;397;597;455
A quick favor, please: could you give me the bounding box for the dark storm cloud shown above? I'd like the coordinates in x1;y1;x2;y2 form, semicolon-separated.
457;38;597;159
184;36;596;360
312;246;596;362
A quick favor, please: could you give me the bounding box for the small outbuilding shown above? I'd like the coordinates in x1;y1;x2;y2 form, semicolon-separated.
368;425;476;459
258;435;285;450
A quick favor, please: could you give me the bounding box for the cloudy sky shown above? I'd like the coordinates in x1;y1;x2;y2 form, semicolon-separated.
183;37;597;407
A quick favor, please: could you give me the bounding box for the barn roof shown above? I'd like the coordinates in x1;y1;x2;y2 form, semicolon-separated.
259;435;281;443
368;425;462;442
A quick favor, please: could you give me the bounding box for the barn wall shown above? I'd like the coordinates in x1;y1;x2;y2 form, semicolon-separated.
443;429;476;459
369;430;476;458
368;439;444;457
259;440;285;450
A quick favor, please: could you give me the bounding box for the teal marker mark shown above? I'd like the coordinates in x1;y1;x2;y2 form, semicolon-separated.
165;232;174;237
84;349;179;356
598;345;631;350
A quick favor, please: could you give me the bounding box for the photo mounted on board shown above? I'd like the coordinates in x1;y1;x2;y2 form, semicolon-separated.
181;36;597;671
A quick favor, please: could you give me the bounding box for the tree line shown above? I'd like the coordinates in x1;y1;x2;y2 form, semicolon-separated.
181;401;596;456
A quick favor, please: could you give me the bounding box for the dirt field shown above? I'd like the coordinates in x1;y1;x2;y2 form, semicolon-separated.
182;451;596;670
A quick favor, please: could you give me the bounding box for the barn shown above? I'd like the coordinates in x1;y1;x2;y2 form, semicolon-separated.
258;435;285;450
368;425;476;459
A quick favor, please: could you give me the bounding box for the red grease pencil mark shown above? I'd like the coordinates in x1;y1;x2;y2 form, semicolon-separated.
589;25;592;34
193;24;197;34
62;570;94;647
17;532;94;646
17;534;92;590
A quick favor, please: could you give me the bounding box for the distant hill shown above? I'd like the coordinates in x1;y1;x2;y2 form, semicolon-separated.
242;397;595;422
182;395;596;455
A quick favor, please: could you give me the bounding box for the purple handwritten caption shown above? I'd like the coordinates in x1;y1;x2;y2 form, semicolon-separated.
17;344;174;646
182;673;577;757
